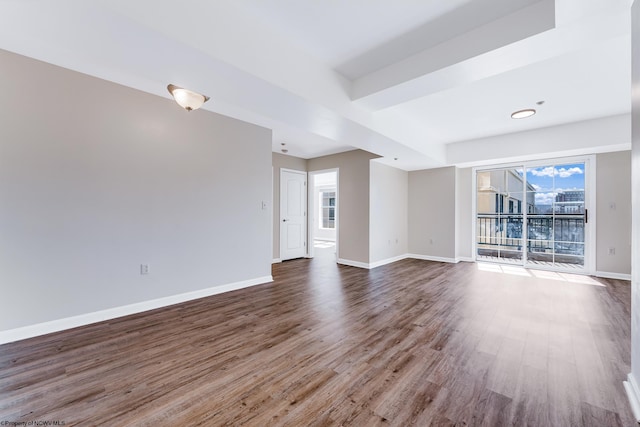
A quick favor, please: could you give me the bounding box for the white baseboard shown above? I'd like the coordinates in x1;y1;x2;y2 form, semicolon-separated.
368;254;410;269
339;254;412;270
407;254;459;264
338;254;466;270
624;373;640;423
337;258;371;269
272;258;282;264
0;275;273;345
595;271;632;281
456;256;475;263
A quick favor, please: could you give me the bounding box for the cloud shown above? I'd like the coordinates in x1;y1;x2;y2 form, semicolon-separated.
556;167;583;178
533;188;584;206
530;166;555;178
535;192;556;205
529;166;583;178
556;187;582;193
531;184;541;191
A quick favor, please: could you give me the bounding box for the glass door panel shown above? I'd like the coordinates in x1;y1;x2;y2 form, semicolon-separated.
501;189;523;263
476;160;588;272
524;162;586;270
526;215;553;264
525;166;554;266
476;168;524;263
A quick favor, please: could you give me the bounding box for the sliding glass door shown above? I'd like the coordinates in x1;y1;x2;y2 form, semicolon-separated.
475;159;590;272
525;162;586;268
476;168;525;264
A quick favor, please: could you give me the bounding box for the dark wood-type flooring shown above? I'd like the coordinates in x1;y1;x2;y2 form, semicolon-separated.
0;258;635;426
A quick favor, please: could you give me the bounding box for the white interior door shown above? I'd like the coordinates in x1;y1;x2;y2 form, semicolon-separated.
280;169;307;260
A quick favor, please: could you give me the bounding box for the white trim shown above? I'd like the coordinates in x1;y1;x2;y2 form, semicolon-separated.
471;167;478;265
337;258;371;269
408;254;459;264
623;373;640;423
472;155;595;274
272;258;282;264
339;254;471;269
280;168;308;261
271;165;274;270
308;168;339;262
0;275;273;345
594;271;632;281
586;155;596;275
369;254;410;269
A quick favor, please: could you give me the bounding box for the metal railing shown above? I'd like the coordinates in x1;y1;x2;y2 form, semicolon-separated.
476;214;585;263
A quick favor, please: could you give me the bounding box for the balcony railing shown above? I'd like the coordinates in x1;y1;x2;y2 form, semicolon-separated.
476;213;585;265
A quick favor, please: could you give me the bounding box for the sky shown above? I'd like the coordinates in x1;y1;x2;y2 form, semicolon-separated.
525;163;584;205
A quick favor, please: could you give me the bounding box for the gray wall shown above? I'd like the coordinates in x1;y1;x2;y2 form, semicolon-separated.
370;162;408;263
272;153;307;260
456;167;473;260
0;49;272;331
308;150;379;264
596;151;632;275
408;167;457;260
631;0;640;407
407;159;632;272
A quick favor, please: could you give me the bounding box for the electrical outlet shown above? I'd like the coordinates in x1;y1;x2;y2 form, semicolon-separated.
140;264;150;275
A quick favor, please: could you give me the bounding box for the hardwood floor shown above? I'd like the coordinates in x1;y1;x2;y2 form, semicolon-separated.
0;258;635;426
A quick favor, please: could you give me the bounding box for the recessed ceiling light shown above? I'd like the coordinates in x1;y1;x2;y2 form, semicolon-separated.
281;149;289;154
511;109;536;119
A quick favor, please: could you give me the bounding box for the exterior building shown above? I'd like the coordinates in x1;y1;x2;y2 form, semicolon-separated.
476;169;536;215
476;169;536;260
476;169;586;264
555;190;585;213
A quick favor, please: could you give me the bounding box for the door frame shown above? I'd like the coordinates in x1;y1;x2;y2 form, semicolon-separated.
280;168;308;261
308;168;339;261
471;155;596;274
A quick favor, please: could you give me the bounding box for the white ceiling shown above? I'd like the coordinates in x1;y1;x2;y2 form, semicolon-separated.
0;0;632;170
383;36;630;146
233;0;542;78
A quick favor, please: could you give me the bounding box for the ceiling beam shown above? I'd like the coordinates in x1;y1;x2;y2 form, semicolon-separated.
351;1;627;111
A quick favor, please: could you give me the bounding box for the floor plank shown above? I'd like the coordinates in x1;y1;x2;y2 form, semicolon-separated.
0;258;635;426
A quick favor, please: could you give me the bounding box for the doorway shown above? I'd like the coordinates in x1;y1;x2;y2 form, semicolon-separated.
280;168;307;261
474;157;594;273
308;170;338;261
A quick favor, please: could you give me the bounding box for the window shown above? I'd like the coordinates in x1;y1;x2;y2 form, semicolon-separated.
320;191;335;229
475;160;588;270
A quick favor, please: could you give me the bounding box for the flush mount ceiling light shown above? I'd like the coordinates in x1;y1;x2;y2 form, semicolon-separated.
511;108;536;119
167;84;210;111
